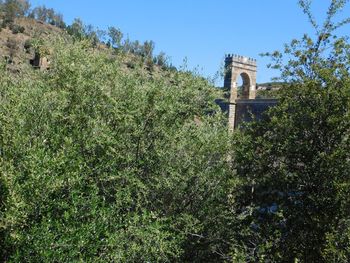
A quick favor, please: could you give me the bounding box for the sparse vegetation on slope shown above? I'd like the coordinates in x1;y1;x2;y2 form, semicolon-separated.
0;0;174;74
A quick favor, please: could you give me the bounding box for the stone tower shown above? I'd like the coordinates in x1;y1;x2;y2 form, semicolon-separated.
224;54;257;130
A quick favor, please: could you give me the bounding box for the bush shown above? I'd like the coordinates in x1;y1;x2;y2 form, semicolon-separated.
6;37;18;58
0;40;236;262
9;23;24;34
23;39;31;52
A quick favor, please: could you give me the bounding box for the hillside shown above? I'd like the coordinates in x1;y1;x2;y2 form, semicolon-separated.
0;14;171;78
0;17;65;69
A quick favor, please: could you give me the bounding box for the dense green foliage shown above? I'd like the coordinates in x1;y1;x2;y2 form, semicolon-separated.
0;40;237;262
1;0;350;262
233;80;350;261
233;0;350;261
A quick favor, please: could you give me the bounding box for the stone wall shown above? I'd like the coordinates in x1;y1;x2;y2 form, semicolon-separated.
234;99;278;128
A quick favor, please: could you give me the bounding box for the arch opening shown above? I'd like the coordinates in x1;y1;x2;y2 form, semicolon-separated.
236;72;250;99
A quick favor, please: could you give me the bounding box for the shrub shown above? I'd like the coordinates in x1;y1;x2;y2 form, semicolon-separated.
9;23;24;34
0;40;236;262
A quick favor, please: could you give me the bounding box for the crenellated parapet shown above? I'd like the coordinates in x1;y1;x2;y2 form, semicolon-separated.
225;54;257;66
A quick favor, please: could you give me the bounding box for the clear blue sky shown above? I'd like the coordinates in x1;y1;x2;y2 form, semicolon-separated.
29;0;350;85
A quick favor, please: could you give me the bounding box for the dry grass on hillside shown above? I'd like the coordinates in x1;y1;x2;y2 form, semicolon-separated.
0;17;66;69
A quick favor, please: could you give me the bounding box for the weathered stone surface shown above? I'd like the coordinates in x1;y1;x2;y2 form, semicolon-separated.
224;54;258;130
223;54;278;130
30;53;50;70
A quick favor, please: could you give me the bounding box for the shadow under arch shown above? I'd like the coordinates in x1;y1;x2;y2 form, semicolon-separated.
237;72;251;99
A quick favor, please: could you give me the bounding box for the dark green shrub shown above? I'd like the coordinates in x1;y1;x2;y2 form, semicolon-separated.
9;23;24;34
23;39;31;52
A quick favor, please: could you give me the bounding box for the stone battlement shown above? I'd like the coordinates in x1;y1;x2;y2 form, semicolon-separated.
225;54;257;66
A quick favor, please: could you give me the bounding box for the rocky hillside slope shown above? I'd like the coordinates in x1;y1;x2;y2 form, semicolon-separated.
0;17;65;69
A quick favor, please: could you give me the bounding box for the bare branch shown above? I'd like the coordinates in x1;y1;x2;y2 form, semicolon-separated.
298;0;319;33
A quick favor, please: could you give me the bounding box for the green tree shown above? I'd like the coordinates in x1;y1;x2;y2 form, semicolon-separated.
30;6;65;28
142;40;155;58
0;38;236;262
84;24;100;47
233;0;350;261
108;26;123;49
154;51;169;68
31;6;48;22
67;18;86;40
1;0;30;24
